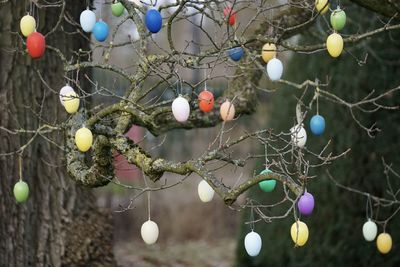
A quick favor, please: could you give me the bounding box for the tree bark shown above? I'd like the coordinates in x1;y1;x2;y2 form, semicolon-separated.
0;1;116;266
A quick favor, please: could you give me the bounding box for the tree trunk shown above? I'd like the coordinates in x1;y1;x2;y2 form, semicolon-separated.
0;1;116;266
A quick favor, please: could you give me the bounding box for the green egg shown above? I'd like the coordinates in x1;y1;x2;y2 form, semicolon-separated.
258;169;276;192
111;2;125;17
13;181;29;203
330;8;346;31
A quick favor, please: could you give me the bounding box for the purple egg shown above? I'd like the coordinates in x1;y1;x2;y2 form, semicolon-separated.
297;192;315;215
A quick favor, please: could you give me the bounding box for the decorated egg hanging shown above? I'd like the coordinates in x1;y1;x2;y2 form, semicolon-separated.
93;20;109;42
59;85;75;106
298;192;315;216
266;58;283;81
145;9;162;33
310;114;325;136
80;9;96;33
362;219;377;242
228;47;244;62
220;100;235;121
62;91;80;114
172;96;190;122
258;169;276;193
223;6;237;26
261;43;276;63
27;32;46;59
13;180;29;203
197;180;214;202
376;233;392;254
290;124;307;148
111;1;125;17
20;14;36;37
315;0;329;14
75;127;93;152
244;231;262;257
198;90;214;113
290;220;309;246
330;8;346;31
326;33;343;58
141;220;159;245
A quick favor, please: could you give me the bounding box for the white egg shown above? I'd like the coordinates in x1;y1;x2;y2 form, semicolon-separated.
80;9;96;33
141;220;159;245
59;85;75;106
197;180;214;202
362;219;377;241
290;124;307;148
266;58;283;81
244;231;262;257
172;96;190;122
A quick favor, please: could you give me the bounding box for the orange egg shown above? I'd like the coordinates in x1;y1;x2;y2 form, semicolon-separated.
220;100;235;121
198;90;214;113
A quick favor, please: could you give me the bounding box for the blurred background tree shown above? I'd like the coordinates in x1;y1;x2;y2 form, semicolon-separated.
235;5;400;267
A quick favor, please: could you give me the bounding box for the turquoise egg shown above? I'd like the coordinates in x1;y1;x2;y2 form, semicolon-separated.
258;169;276;192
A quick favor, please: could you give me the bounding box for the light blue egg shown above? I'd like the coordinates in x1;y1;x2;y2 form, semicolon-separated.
145;9;162;33
93;20;109;42
258;169;276;192
228;47;244;61
310;114;326;136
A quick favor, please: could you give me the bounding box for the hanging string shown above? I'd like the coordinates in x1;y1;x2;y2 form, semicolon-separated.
204;69;207;90
366;194;373;220
18;154;23;181
264;143;269;169
140;160;151;220
249;207;255;231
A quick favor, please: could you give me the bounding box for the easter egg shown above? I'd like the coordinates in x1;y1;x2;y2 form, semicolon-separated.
20;14;36;37
258;169;276;193
228;47;244;62
13;181;29;203
298;192;315;215
172;96;190;122
244;231;262;257
80;9;96;32
59;85;75;106
290;220;309;246
198;90;214;113
62;91;80;114
326;33;343;58
198;180;214;202
261;43;276;63
111;2;125;17
290;124;307;148
362;219;377;241
27;32;46;59
141;220;159;245
220;100;235;121
266;58;283;81
223;6;236;26
75;127;93;152
310;114;325;136
145;9;162;33
93;20;109;42
330;8;346;31
315;0;329;14
376;233;392;254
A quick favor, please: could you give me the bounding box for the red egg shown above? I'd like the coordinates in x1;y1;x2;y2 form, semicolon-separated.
198;90;214;113
223;6;236;26
27;32;46;59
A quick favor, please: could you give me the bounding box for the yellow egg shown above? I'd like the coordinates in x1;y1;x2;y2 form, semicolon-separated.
290;220;309;246
62;91;80;114
220;100;235;121
315;0;329;14
261;43;276;63
377;233;392;254
326;33;343;58
75;127;93;152
20;15;36;37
